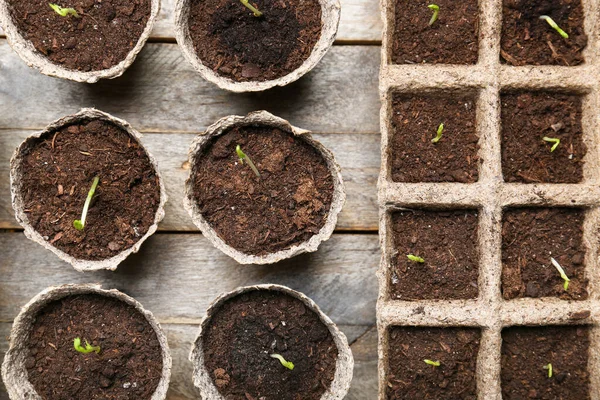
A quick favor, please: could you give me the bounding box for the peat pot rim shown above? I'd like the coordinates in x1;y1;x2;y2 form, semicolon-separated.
0;0;160;83
173;0;341;92
9;108;168;272
189;284;354;400
183;110;346;265
1;284;172;400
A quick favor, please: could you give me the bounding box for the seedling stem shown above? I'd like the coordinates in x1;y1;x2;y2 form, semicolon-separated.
424;359;440;367
49;3;80;17
539;15;569;39
407;254;425;263
543;137;560;152
73;337;100;354
236;145;260;178
240;0;263;17
550;257;571;291
431;123;444;144
270;354;294;370
73;176;99;231
543;363;553;378
428;4;439;26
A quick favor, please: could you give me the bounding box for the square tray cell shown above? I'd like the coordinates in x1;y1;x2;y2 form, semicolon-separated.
501;207;588;300
501;325;590;399
390;93;479;183
501;91;586;183
389;209;479;301
386;326;481;400
501;0;587;66
391;0;479;65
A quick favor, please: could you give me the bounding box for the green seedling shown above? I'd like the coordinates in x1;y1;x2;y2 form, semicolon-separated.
236;145;260;178
73;337;100;354
543;363;553;378
407;254;425;263
543;137;560;152
270;354;294;370
424;359;440;367
431;123;444;144
428;4;440;26
550;257;571;291
240;0;262;17
539;15;569;39
49;3;80;17
73;176;100;231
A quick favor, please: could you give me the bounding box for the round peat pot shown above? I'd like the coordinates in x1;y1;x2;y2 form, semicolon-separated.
183;111;345;264
1;284;172;400
0;0;160;82
190;284;353;399
10;108;167;272
174;0;341;92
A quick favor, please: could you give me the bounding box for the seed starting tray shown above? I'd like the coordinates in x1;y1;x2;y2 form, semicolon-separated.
377;0;600;398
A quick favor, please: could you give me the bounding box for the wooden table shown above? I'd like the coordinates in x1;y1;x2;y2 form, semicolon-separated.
0;0;382;398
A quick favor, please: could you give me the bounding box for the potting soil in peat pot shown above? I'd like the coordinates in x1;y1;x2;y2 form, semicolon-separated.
501;0;587;66
386;327;481;400
202;290;338;400
187;0;322;82
191;125;334;256
391;0;479;65
501;326;591;399
17;119;161;260
6;0;151;71
25;294;163;399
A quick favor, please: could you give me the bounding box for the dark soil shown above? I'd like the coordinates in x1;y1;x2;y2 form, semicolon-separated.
391;0;479;65
19;119;161;260
390;93;480;183
501;326;590;399
502;208;588;300
202;289;338;400
188;0;322;82
501;92;586;183
386;326;480;400
7;0;151;71
501;0;587;66
389;210;479;301
26;294;163;400
191;125;334;256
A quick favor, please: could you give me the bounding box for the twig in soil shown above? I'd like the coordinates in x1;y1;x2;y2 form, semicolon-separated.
240;0;263;17
550;257;571;291
424;359;440;367
407;254;425;263
236;145;261;178
49;3;80;17
543;363;553;378
73;176;100;231
428;4;439;26
431;123;444;144
539;16;569;39
73;337;101;354
543;137;560;152
270;354;294;370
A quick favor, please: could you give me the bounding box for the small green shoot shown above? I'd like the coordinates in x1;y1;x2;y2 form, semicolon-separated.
270;354;294;370
550;257;571;291
431;122;444;144
407;254;425;263
73;337;100;354
543;137;560;152
240;0;262;17
424;359;440;367
428;4;440;26
543;363;553;378
49;3;80;17
539;15;569;39
236;145;260;178
73;176;100;231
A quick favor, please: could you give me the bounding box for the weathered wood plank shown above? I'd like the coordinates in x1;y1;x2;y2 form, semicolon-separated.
0;42;380;134
0;130;380;231
0;0;382;42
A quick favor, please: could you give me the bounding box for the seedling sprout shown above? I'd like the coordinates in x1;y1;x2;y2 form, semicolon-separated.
407;254;425;263
270;354;294;370
543;363;553;378
240;0;263;17
49;3;80;17
431;123;444;144
236;145;261;178
543;137;560;152
73;176;99;231
428;4;440;26
424;359;440;367
73;337;100;354
550;257;571;291
539;16;569;39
